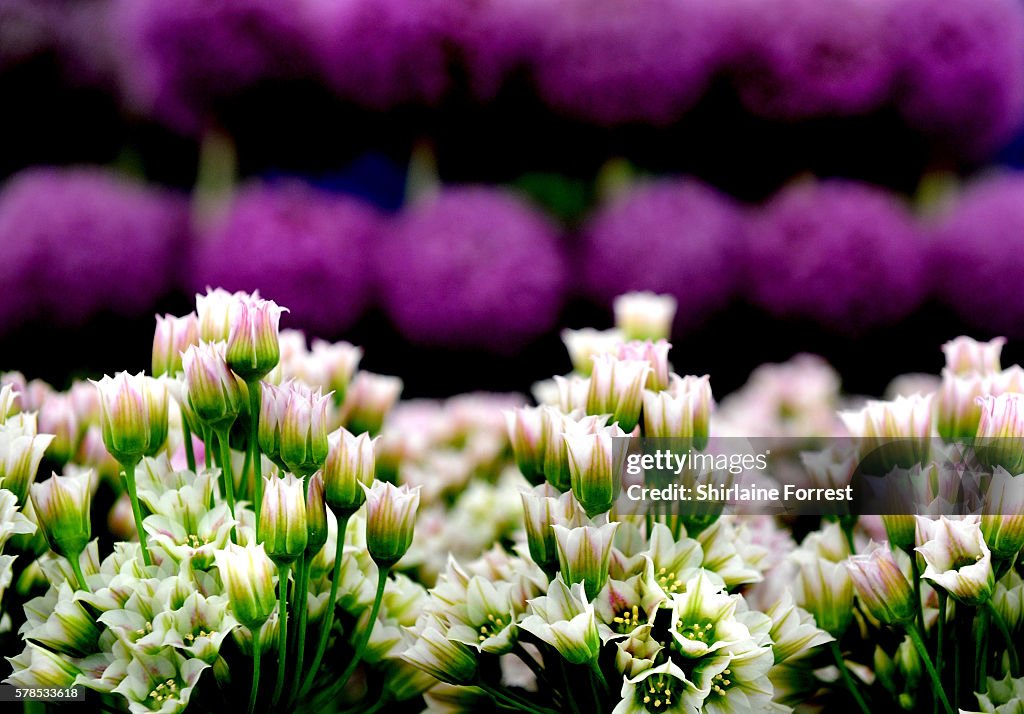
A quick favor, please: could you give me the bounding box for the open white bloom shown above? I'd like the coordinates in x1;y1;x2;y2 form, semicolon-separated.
518;577;600;664
916;516;994;605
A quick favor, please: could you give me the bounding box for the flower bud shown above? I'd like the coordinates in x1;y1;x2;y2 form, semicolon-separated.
259;473;308;565
307;339;362;402
402;624;478;685
226;296;287;382
279;383;331;477
0;421;53;507
0;384;19;423
614;292;676;342
846;545;916;626
340;372;402;436
942;336;1004;376
93;372;168;464
305;472;328;555
214;542;277;629
520;484;585;575
553;375;590;413
30;471;92;560
792;552;854;637
258;381;287;469
982;516;1024;562
880;515;917;552
362;481;420;568
322;428;376;516
197;288;251;343
840;395;932;472
552;522;619;600
935;369;987;442
976;394;1024;474
152;313;200;377
561;328;624;376
504;406;546;483
541;408;608;492
618;340;671;391
36;394;79;466
587;355;650;432
643;376;714;448
182;343;246;432
565;424;627;518
981;467;1024;560
916;516;994;605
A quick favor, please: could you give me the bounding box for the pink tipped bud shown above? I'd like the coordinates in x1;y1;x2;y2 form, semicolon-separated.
182;342;246;431
942;336;1004;376
226;296;287;382
152;313;200;377
845;545;916;625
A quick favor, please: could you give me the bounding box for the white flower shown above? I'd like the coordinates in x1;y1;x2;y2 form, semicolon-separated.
518;577;600;664
916;516;994;605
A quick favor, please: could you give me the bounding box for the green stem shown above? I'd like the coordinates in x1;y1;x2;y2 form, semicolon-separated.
589;659;608;696
977;605;990;689
248;381;263;538
248;628;261;714
841;519;856;554
512;643;549;688
829;641;871;714
69;553;91;593
476;682;558;714
217;431;237;541
122;460;152;566
336;564;390;690
271;563;291;707
204;427;214;470
955;612;962;709
935;592;947;714
300;514;349;697
558;657;580;714
181;405;197;473
986;602;1021;677
908;625;956;714
287;554;311;704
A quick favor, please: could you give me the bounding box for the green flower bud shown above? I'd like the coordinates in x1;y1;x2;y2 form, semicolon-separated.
322;428;376;517
339;372;402;437
152;313;199;378
30;471;92;561
552;521;619;600
881;515;917;552
792;552;854;637
976;394;1024;474
259;473;307;565
846;545;916;626
93;372;168;464
614;292;677;342
0;420;54;507
182;342;245;432
225;296;287;382
278;383;331;477
214;542;277;630
362;481;419;568
565;424;627;518
586;354;650;432
305;472;328;555
504;406;547;483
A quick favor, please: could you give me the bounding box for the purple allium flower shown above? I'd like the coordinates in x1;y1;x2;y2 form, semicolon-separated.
0;167;189;331
446;0;549;101
529;0;727;125
729;0;894;118
930;173;1024;335
376;187;568;352
888;0;1024;157
580;179;742;329
744;180;926;330
111;0;310;134
193;182;381;337
304;0;455;109
1;0;117;87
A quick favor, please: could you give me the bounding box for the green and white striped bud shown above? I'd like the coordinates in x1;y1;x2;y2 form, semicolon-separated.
93;372;168;464
259;473;308;565
322;428;376;517
846;544;916;626
362;481;420;568
182;342;245;432
152;313;200;377
29;471;92;561
225;296;287;382
214;542;277;630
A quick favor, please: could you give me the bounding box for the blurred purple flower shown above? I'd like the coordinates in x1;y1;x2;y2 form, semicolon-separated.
729;0;894;118
0;167;189;331
111;0;311;134
193;181;381;337
580;179;742;328
745;180;926;330
530;0;727;125
446;0;549;101
888;0;1024;158
930;173;1024;335
1;0;117;87
304;0;455;109
377;187;568;352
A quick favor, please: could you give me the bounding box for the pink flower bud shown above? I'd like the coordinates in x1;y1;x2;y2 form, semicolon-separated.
152;312;200;377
